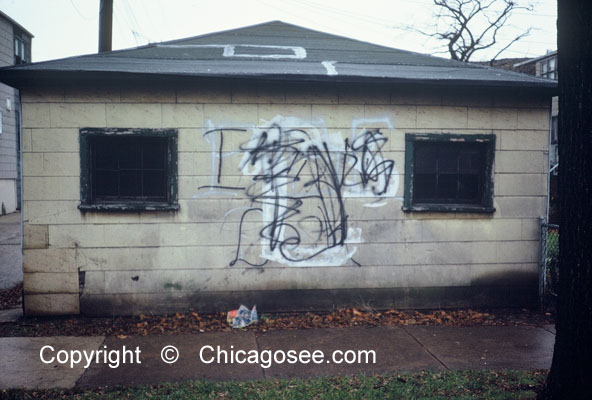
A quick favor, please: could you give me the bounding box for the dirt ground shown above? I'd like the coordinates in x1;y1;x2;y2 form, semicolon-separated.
0;283;21;310
0;283;554;337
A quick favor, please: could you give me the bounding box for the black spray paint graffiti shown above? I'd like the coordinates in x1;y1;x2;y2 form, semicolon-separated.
199;119;396;267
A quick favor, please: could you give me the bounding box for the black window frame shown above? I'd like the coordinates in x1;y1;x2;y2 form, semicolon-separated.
403;133;495;213
79;128;179;212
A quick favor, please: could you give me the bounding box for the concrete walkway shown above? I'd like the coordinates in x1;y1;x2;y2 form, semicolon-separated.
0;325;556;390
0;211;21;290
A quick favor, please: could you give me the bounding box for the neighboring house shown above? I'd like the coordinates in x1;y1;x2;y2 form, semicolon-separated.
473;57;536;76
0;21;556;316
0;11;32;214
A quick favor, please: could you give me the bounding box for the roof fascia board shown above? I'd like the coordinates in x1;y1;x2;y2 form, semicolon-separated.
0;69;557;95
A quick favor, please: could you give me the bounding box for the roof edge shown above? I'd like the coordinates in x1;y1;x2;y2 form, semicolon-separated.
0;69;558;95
0;10;34;38
513;50;557;67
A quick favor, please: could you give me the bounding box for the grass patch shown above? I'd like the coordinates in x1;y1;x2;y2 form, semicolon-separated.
1;370;547;400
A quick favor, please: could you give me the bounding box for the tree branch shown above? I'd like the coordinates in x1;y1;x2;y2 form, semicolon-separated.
490;27;533;61
427;0;534;62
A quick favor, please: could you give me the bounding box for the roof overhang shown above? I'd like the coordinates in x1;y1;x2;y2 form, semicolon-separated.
0;63;558;96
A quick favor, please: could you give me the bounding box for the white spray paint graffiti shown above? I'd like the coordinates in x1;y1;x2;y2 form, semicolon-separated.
322;61;338;76
157;44;307;59
199;115;398;267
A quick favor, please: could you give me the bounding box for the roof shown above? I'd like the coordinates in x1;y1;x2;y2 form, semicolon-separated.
513;50;557;68
0;20;556;92
472;58;536;76
0;10;34;38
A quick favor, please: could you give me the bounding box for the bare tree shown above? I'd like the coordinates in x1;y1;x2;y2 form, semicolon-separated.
422;0;533;62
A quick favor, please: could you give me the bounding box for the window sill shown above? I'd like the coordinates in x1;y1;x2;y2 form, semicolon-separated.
402;204;495;214
78;203;180;212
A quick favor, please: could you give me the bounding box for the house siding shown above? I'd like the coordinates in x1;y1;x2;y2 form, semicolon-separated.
20;82;550;315
0;15;20;213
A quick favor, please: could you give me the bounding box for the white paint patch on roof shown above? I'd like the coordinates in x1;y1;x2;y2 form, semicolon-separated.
322;61;338;75
157;44;307;59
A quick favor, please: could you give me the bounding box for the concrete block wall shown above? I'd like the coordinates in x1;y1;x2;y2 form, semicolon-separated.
20;81;550;315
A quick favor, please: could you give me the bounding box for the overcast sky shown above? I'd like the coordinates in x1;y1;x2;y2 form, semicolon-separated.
0;0;557;63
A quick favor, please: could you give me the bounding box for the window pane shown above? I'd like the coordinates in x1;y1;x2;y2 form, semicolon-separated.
458;153;472;170
458;174;480;201
143;140;166;169
118;140;141;169
119;170;142;197
470;152;482;169
143;171;166;197
438;148;458;172
94;142;118;169
415;145;437;172
95;171;118;197
414;173;437;200
551;116;558;144
458;150;482;171
437;174;457;199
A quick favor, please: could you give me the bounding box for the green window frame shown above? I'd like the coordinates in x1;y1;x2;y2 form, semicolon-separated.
403;133;495;213
79;128;179;212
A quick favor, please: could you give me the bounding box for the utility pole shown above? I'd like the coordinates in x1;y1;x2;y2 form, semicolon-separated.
98;0;113;52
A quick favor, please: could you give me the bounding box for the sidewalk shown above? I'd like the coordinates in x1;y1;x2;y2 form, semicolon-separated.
0;325;556;390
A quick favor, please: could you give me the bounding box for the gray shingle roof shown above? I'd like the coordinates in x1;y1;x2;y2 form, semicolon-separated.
0;20;556;91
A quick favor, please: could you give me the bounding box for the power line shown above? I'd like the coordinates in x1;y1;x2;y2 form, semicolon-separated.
69;0;94;21
114;0;139;46
383;0;557;17
134;0;161;43
283;0;403;28
123;0;141;33
255;0;417;50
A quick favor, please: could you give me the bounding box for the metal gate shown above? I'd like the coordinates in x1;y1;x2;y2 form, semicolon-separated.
539;222;559;307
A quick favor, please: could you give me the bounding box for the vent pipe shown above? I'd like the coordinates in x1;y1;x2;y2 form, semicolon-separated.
98;0;113;52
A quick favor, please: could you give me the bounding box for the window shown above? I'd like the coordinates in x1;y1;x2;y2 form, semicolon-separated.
551;116;558;145
79;128;178;211
538;57;557;80
14;29;30;65
403;133;495;213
